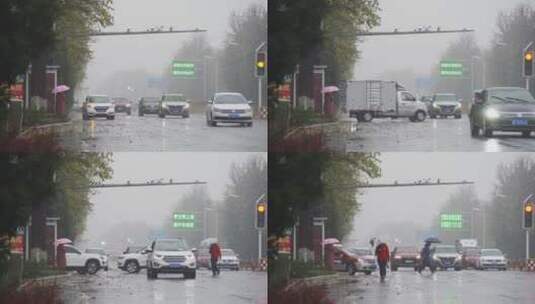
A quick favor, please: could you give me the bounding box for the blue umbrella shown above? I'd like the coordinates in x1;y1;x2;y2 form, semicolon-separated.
424;237;441;243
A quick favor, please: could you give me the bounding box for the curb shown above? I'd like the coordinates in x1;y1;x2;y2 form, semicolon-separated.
17;272;72;292
284;273;349;292
19;120;73;138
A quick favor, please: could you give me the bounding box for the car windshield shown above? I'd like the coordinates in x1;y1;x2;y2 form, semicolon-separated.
87;96;110;103
434;246;457;254
487;88;535;103
396;247;418;254
142;97;159;104
154;239;189;251
348;248;372;256
214;94;248;104
222;249;235;256
481;249;503;256
163;94;186;102
434;94;457;101
86;248;105;255
126;246;144;253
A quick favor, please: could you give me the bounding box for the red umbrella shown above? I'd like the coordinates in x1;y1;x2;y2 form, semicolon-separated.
322;86;339;94
52;85;70;94
55;238;72;246
323;238;341;245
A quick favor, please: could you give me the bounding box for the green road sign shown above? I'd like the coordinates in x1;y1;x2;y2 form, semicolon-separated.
440;61;464;77
172;61;196;78
440;213;463;229
173;212;197;230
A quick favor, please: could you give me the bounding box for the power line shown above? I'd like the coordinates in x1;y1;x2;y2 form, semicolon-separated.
355;28;474;36
85;28;207;37
331;180;474;189
89;180;206;189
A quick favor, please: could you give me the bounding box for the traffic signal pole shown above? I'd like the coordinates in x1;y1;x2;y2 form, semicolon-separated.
526;230;530;262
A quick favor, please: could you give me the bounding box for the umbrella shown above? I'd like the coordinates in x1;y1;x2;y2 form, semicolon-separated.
200;238;219;247
323;238;341;245
55;238;72;246
322;86;339;94
424;237;441;244
52;85;70;94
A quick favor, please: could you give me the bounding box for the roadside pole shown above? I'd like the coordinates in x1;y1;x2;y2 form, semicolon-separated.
526;230;530;262
258;229;262;262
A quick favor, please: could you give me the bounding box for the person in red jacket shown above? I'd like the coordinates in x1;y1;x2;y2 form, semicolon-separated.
209;242;222;276
375;241;390;282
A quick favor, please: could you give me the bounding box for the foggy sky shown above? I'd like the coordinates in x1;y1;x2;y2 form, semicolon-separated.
354;0;524;86
81;152;266;246
80;0;264;97
348;152;535;245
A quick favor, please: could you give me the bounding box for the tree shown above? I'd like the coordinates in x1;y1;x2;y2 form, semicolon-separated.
486;3;535;94
431;34;482;103
269;152;381;239
0;0;60;85
219;156;267;260
487;157;535;259
219;3;267;101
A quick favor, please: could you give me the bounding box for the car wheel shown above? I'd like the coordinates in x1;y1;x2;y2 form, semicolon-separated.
430;114;436;119
364;271;371;275
125;260;140;273
127;110;131;115
183;113;190;118
86;260;100;275
484;128;493;137
522;131;531;137
159;113;165;118
362;112;373;122
247;122;253;127
454;267;462;271
211;121;217;127
184;270;196;279
76;268;87;275
414;110;426;122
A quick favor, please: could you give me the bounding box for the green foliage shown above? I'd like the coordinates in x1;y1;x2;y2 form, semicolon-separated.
269;0;381;84
219;156;267;260
269;153;381;238
0;0;61;84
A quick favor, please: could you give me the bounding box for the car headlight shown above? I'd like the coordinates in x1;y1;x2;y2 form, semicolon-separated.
456;102;462;108
126;104;131;107
485;108;500;119
455;255;461;261
162;103;168;109
433;254;438;260
394;255;402;259
433;103;440;108
154;254;163;259
416;255;421;259
183;103;190;109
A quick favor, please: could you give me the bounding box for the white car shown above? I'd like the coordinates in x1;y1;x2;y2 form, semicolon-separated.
64;244;108;274
146;238;196;279
218;249;240;271
82;95;115;120
159;93;190;118
206;92;253;127
477;248;507;270
117;246;149;273
84;248;109;271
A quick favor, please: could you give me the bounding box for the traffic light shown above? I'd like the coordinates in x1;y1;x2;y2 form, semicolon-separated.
524;201;534;229
255;200;267;229
255;52;266;77
523;50;534;77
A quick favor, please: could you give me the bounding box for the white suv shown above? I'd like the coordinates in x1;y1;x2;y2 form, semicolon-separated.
64;244;108;274
117;246;149;273
146;238;196;279
82;95;115;120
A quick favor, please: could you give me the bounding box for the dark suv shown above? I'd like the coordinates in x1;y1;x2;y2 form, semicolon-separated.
390;246;420;271
469;87;535;137
138;97;160;116
428;93;462;119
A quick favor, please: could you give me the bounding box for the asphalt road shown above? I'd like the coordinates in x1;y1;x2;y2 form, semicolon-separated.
344;116;535;152
59;267;267;304
327;269;535;304
61;112;267;152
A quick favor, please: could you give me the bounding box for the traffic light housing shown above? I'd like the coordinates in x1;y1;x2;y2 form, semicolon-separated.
523;50;534;77
255;52;266;78
255;200;266;229
524;201;534;229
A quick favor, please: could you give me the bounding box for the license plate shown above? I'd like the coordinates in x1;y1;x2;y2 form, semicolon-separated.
169;263;183;268
404;260;414;263
229;113;240;118
512;119;528;126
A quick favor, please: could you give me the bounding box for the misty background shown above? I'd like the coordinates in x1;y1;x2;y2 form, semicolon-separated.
76;0;266;103
348;152;535;248
79;152;266;259
354;0;524;87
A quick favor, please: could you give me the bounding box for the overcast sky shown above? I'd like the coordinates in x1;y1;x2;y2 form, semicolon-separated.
81;152;266;245
348;152;535;245
81;0;264;96
354;0;525;86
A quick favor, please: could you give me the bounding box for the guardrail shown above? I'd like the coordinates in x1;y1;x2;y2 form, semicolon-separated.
240;258;267;272
508;259;535;271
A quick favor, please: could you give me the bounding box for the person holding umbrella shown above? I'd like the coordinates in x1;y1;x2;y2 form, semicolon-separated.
419;237;440;273
209;241;222;276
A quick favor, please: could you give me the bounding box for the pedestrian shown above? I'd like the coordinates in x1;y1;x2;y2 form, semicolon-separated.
209;241;222;276
418;241;435;273
374;241;390;282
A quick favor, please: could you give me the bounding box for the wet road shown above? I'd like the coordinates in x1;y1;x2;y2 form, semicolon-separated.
328;269;535;304
60;267;266;304
344;116;535;152
61;112;267;152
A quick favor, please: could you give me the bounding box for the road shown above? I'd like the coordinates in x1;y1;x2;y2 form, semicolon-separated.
343;116;535;152
60;112;267;152
327;269;535;304
59;267;267;304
